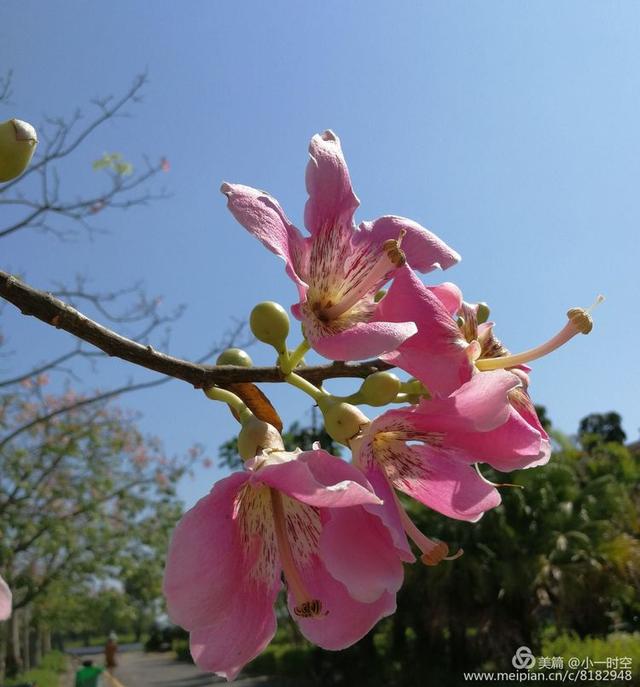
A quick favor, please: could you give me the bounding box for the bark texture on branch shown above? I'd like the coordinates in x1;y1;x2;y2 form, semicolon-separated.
0;270;393;388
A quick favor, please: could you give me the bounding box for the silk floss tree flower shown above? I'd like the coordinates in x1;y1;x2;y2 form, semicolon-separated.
353;370;550;565
163;441;405;680
221;130;460;360
0;575;11;620
375;266;601;470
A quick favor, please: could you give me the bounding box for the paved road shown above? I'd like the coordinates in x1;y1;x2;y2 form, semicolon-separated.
66;650;288;687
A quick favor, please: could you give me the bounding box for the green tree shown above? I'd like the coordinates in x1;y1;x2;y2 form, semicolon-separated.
578;411;627;448
0;379;195;677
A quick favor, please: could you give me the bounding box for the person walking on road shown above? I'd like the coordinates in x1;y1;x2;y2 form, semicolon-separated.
75;659;104;687
105;631;118;670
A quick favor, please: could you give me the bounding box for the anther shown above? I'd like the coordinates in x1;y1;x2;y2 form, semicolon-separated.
382;229;407;267
567;308;592;335
421;542;464;566
293;600;327;618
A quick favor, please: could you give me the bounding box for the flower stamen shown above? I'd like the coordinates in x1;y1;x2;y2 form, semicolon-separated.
322;231;407;320
270;489;325;618
474;463;524;490
395;494;463;566
475;297;603;372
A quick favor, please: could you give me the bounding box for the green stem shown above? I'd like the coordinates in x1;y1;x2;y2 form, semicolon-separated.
284;372;325;402
203;386;252;423
330;391;363;405
277;350;292;375
288;339;310;370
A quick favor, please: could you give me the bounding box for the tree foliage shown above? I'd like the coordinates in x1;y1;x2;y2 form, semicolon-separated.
237;414;639;686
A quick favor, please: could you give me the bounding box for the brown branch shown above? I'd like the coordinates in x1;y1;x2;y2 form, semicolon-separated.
0;269;392;388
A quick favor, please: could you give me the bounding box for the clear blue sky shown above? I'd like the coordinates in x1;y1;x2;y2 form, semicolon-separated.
2;1;638;509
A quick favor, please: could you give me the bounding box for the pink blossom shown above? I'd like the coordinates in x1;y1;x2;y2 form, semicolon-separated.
376;266;550;470
221;131;459;361
0;576;11;621
163;448;404;680
355;371;542;564
155;471;169;487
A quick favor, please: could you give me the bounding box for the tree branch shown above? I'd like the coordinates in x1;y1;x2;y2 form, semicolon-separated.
0;270;392;388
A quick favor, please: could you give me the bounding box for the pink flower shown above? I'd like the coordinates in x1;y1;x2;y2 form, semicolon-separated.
0;575;11;621
221;131;460;361
163;448;404;680
376;266;550;470
355;371;542;564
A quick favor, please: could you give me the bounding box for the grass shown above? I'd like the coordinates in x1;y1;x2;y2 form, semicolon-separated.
540;632;639;681
5;650;67;687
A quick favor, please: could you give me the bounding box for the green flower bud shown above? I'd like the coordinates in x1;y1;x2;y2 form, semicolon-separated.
320;401;369;445
237;417;284;460
0;119;38;182
250;301;290;350
403;378;424;395
360;371;401;406
216;347;253;367
476;302;490;324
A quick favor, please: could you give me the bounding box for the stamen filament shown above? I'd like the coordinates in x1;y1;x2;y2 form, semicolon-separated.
394;492;462;565
323;233;407;320
474;463;524;490
476;305;597;372
270;489;319;615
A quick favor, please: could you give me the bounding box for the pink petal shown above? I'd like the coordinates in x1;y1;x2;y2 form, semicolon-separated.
304;130;360;235
376;266;474;395
320;505;404;603
189;577;279;681
417;370;522;432
453;411;550;472
255;449;381;509
0;576;11;621
163;472;249;630
359;215;460;273
361;465;414;563
290;558;396;650
428;282;463;316
392;445;501;522
221;182;309;300
308;319;417;361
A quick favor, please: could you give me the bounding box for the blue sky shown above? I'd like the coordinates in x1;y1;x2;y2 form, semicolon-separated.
2;1;638;509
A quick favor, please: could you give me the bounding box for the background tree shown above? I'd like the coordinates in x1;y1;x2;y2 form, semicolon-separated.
229;412;639;687
0;377;196;678
578;411;627;448
0;72;246;679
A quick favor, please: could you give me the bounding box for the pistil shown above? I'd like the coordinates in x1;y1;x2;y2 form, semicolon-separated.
476;298;603;372
322;233;406;320
269;489;324;618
